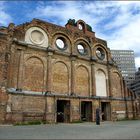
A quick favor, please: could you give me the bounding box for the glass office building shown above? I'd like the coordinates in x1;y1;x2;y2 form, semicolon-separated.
111;50;136;88
131;67;140;96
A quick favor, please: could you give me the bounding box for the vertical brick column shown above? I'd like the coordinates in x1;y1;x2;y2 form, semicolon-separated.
107;65;113;97
47;52;53;93
121;78;124;98
123;79;128;118
71;56;76;95
91;62;96;96
17;49;24;90
7;44;15;88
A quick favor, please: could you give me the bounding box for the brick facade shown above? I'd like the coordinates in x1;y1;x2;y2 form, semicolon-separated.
0;19;137;124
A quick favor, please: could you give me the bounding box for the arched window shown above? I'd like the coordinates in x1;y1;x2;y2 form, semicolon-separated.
95;70;107;97
23;57;44;92
75;66;89;96
111;72;122;97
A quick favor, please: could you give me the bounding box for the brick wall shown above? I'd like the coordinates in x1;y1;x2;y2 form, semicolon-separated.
0;35;9;123
0;19;136;123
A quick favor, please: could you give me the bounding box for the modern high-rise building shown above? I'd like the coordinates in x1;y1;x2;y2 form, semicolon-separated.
130;67;140;117
130;67;140;96
111;50;136;88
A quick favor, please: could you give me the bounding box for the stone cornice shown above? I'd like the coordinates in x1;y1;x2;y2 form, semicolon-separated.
7;88;129;101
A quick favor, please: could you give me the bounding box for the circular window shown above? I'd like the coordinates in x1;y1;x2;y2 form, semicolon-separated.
56;38;67;50
96;48;105;60
30;30;45;44
25;27;48;47
77;44;87;55
78;23;83;30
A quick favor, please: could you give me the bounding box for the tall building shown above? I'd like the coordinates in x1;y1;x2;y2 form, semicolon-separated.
130;67;140;117
0;19;137;124
131;67;140;96
111;50;136;88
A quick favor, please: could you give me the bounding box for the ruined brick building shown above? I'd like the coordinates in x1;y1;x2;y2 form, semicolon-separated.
0;19;137;123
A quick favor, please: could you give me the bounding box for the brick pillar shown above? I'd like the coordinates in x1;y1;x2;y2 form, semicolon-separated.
91;62;96;96
71;56;76;95
130;91;135;119
47;52;53;93
123;79;128;118
107;66;113;97
17;49;24;90
7;44;15;88
120;78;124;98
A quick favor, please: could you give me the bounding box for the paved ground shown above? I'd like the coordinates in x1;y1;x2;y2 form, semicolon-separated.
0;120;140;139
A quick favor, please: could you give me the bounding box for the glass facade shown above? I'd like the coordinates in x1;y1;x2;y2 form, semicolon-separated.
111;50;136;88
130;68;140;96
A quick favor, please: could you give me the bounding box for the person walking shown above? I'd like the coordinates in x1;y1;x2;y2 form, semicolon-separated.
96;108;100;125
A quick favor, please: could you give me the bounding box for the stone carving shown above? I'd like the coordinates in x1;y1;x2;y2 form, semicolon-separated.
30;30;45;44
25;26;48;47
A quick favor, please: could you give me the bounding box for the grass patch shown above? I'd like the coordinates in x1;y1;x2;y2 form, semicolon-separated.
71;120;83;123
117;118;139;121
14;120;44;126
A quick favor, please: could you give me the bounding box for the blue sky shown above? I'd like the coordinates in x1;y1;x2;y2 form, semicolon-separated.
0;0;140;69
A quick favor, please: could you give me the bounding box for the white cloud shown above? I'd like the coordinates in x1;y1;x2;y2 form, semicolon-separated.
135;57;140;70
104;14;140;70
28;1;100;26
98;2;140;68
103;2;140;30
31;2;86;21
27;1;140;69
0;2;12;26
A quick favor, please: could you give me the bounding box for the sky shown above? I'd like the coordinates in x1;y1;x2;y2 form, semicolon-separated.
0;0;140;70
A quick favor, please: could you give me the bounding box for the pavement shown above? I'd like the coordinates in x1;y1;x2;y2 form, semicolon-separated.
0;120;140;139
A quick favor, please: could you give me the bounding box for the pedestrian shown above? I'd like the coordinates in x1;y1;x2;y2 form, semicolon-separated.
101;111;104;121
96;108;100;125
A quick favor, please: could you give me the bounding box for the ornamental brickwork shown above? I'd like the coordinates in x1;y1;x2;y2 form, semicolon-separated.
0;19;137;124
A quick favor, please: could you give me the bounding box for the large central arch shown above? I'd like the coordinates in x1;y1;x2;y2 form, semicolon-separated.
95;69;107;97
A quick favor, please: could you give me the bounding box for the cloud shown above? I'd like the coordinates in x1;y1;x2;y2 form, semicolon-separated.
103;14;140;69
28;1;80;24
0;2;12;26
107;17;140;49
135;57;140;69
28;1;108;26
5;1;140;69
